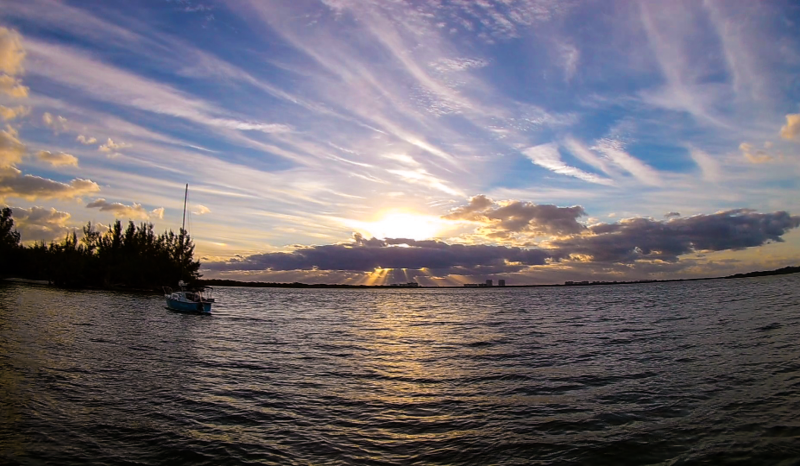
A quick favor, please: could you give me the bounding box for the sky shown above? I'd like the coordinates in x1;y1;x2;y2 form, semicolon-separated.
1;0;800;286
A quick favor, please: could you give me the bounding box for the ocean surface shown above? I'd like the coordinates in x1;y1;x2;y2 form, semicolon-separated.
1;275;800;465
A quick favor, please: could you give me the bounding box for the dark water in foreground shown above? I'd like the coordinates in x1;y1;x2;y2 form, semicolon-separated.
1;275;800;465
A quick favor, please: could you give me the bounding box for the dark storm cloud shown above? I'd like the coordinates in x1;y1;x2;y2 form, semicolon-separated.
443;194;585;237
204;234;551;273
204;208;800;277
554;209;800;263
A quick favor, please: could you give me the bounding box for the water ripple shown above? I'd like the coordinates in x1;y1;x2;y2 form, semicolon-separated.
1;275;800;465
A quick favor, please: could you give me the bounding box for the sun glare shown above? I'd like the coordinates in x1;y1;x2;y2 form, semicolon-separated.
359;211;447;241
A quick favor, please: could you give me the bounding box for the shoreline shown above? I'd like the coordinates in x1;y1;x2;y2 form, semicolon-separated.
198;265;800;289
4;265;798;291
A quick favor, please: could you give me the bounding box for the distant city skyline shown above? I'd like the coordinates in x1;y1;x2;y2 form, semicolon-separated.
1;0;799;285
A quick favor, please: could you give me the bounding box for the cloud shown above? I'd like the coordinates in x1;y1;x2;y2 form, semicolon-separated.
204;234;551;274
664;212;681;218
0;175;99;201
444;195;586;238
444;194;493;219
0;124;98;202
76;134;97;145
562;137;614;175
0;105;30;121
739;142;772;164
0;27;26;75
85;198;162;220
205;208;800;277
592;139;663;186
36;150;79;167
552;209;800;264
0;74;28;98
430;57;488;73
425;0;567;41
522;143;614;185
558;43;579;81
688;147;721;182
11;206;73;243
42;112;68;133
0;27;28;98
23;39;296;155
0;125;26;167
192;204;211;215
780;114;800;141
636;2;731;128
386;168;462;196
209;119;292;133
99;138;130;157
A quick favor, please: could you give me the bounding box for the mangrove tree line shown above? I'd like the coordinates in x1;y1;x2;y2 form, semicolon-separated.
0;207;201;289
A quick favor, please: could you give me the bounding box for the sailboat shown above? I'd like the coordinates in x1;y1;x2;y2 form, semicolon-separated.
164;184;214;314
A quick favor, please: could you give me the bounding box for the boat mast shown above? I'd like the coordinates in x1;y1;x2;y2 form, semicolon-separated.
181;183;188;233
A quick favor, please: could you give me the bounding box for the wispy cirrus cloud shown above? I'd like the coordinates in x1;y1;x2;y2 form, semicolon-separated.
687;147;722;182
592;139;662;186
24;40;297;155
562;137;614;176
523;143;614;186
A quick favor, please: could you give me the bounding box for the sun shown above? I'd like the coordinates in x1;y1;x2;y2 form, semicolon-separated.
357;211;448;241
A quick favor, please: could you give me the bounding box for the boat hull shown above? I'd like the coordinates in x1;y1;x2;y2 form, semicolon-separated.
165;297;212;314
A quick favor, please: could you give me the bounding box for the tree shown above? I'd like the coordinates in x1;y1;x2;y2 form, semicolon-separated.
2;208;202;289
0;207;21;276
0;207;20;248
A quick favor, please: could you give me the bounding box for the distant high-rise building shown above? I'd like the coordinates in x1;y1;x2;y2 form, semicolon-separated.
498;279;506;287
485;279;493;287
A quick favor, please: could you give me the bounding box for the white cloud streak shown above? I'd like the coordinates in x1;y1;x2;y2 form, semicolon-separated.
523;143;614;186
592;139;662;186
688;147;721;182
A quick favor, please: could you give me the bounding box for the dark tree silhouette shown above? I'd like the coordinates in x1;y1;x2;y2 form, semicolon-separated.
2;209;201;289
0;207;22;276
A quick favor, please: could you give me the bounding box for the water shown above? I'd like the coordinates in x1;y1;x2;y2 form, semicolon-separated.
1;275;800;465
